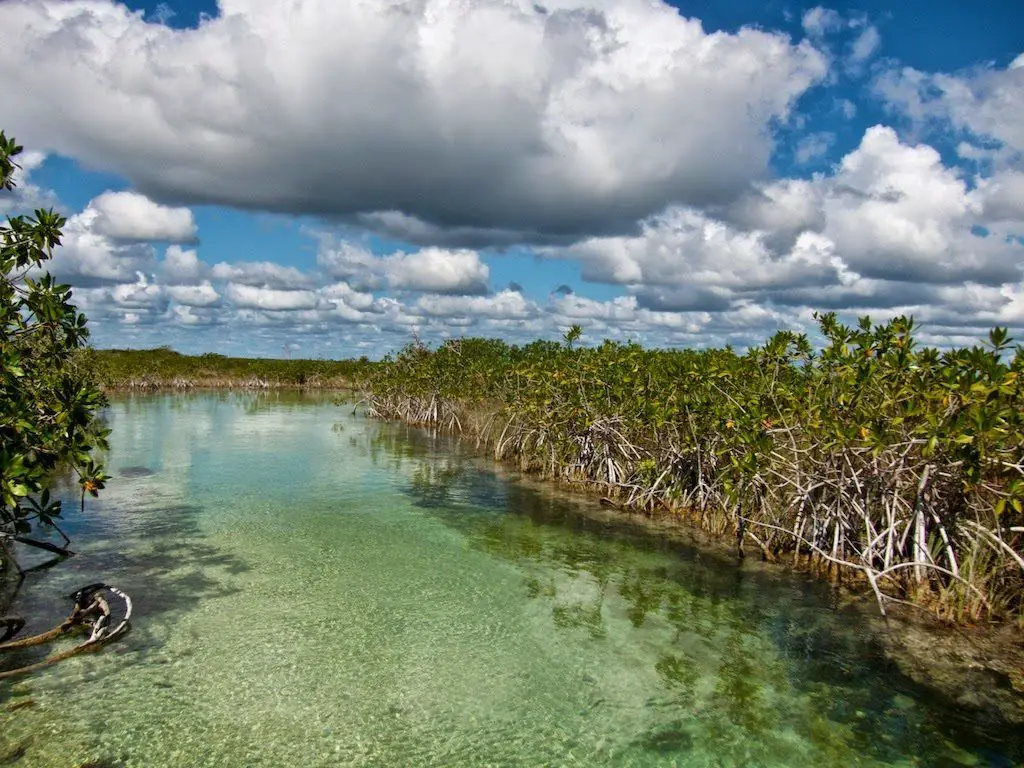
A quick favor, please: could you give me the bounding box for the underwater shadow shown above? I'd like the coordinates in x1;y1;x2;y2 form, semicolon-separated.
1;502;250;689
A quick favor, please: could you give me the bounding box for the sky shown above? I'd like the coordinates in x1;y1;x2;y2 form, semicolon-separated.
0;0;1022;358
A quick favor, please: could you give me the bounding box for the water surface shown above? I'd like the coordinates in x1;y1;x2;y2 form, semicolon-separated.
0;393;1018;766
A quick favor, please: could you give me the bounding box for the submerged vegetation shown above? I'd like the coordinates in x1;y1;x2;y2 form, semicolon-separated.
363;316;1024;625
87;347;375;390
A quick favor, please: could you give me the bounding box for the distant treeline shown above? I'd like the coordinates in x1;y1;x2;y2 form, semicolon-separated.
86;347;375;390
363;314;1024;624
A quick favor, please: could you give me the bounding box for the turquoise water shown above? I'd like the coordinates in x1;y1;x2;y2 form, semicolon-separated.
0;393;1019;766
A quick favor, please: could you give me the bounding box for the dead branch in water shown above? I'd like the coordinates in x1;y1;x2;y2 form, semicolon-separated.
0;583;132;680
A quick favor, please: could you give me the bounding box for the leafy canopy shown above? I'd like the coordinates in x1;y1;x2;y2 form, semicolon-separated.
1;131;108;543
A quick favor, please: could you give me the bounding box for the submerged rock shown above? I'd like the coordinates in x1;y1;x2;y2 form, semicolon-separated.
118;466;154;478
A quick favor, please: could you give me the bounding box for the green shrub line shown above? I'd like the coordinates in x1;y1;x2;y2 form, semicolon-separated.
86;347;375;390
361;316;1024;625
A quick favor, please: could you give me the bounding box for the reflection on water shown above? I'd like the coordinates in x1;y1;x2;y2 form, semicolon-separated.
1;393;1020;767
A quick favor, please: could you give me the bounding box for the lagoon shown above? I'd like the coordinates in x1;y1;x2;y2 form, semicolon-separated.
0;393;1018;766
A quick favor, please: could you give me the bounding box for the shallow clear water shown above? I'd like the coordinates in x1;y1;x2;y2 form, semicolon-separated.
1;393;1019;767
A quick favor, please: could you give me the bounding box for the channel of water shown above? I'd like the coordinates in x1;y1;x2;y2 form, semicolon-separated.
1;392;1019;766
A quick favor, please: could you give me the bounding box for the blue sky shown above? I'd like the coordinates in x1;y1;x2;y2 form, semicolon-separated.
1;0;1022;358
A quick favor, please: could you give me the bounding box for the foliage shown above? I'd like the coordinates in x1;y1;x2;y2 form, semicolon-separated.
1;132;109;552
87;347;375;390
365;318;1024;623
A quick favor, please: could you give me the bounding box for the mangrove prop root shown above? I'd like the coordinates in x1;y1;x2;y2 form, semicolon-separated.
0;584;133;680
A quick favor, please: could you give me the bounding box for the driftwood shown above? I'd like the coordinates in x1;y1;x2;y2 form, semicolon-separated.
0;583;133;680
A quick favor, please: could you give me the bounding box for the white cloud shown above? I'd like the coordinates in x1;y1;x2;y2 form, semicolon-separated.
550;292;707;331
793;132;835;164
970;170;1024;224
317;241;490;295
414;290;535;320
543;124;1024;322
212;261;314;289
547;206;846;303
161;245;207;284
877;58;1024;155
821;126;1018;284
800;9;879;74
59;120;1019;355
383;249;489;295
802;7;843;37
171;305;220;327
0;0;826;241
321;281;379;312
27;190;197;288
166;281;220;307
849;25;880;64
112;273;167;310
43;207;157;286
3;3;1020;357
727;178;824;242
224;283;320;312
88;190;197;242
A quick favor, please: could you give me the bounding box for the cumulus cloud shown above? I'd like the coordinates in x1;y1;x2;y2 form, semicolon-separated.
321;281;379;313
387;249;489;295
19;116;1023;357
794;132;835;164
819;126;1011;284
160;245;207;284
849;25;880;64
877;57;1024;155
800;7;879;73
970;170;1024;224
4;3;1021;357
414;290;535;320
211;261;315;290
170;305;221;327
166;281;220;307
802;7;843;37
837;98;857;119
551;292;706;331
112;273;167;310
547;207;848;305
88;191;197;242
223;284;319;312
543;125;1024;324
27;191;197;288
317;240;490;295
0;0;825;241
43;207;157;286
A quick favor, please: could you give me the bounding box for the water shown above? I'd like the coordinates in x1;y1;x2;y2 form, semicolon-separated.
0;392;1019;767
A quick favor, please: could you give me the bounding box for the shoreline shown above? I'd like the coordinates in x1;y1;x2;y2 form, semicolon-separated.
98;379;357;392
